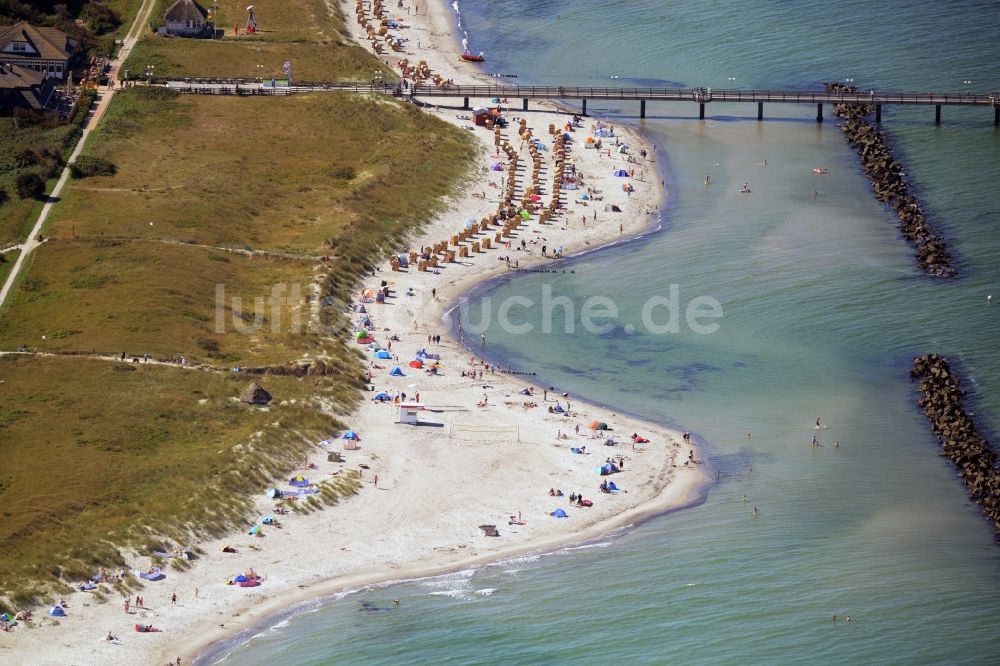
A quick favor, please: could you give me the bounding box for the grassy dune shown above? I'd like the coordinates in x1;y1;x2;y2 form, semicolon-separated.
0;354;352;608
48;88;474;255
0;240;342;366
0;10;476;604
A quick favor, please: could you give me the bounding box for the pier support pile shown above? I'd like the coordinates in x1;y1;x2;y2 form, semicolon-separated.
828;83;955;278
911;354;1000;540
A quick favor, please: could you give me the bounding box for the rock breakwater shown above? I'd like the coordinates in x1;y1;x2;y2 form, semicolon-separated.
828;83;955;278
911;353;1000;540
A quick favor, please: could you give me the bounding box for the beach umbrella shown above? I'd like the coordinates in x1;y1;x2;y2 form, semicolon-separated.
530;194;542;202
519;210;531;220
342;430;360;440
588;420;600;430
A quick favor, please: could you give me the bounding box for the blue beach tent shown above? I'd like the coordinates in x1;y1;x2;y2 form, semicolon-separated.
551;508;568;518
48;605;66;617
389;366;406;376
613;169;629;177
374;392;392;401
375;350;392;359
599;462;619;475
265;487;282;498
289;474;310;487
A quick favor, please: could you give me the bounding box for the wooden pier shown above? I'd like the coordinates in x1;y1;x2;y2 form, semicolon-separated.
161;79;1000;125
411;84;1000;125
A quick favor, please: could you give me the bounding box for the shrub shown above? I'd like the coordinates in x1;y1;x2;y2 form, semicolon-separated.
332;166;356;180
196;337;220;352
81;3;122;36
15;172;45;199
68;90;97;126
71;156;118;179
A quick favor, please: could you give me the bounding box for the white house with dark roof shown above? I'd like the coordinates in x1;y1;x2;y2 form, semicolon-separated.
0;21;75;80
160;0;210;37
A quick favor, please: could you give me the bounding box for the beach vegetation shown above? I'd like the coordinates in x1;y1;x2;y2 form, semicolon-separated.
0;47;474;605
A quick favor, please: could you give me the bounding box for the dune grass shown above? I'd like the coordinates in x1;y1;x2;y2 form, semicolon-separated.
0;5;476;605
124;0;394;82
0;249;19;285
0;354;345;609
0;239;363;368
47;88;475;255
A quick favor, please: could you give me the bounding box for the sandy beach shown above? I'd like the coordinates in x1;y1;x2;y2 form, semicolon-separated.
0;2;706;664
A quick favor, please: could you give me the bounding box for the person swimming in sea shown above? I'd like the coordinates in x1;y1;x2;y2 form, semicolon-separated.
704;173;711;185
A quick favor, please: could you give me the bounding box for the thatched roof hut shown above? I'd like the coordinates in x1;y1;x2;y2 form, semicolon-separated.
241;382;272;406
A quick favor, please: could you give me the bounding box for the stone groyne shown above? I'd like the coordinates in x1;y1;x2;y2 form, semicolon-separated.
828;83;955;278
911;354;1000;540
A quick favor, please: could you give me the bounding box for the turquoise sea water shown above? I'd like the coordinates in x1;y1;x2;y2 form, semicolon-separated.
211;1;1000;663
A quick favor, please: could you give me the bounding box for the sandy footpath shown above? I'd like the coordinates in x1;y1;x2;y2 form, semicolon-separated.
0;2;706;665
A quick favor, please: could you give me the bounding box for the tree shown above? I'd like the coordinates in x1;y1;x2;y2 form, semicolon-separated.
15;172;45;199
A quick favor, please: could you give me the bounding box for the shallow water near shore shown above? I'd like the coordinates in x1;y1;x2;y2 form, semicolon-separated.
216;1;1000;663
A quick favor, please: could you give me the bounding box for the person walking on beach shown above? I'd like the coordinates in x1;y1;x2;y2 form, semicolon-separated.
374;474;378;488
171;591;177;605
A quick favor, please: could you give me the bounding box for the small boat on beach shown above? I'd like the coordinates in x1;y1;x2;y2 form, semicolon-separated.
460;51;485;62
